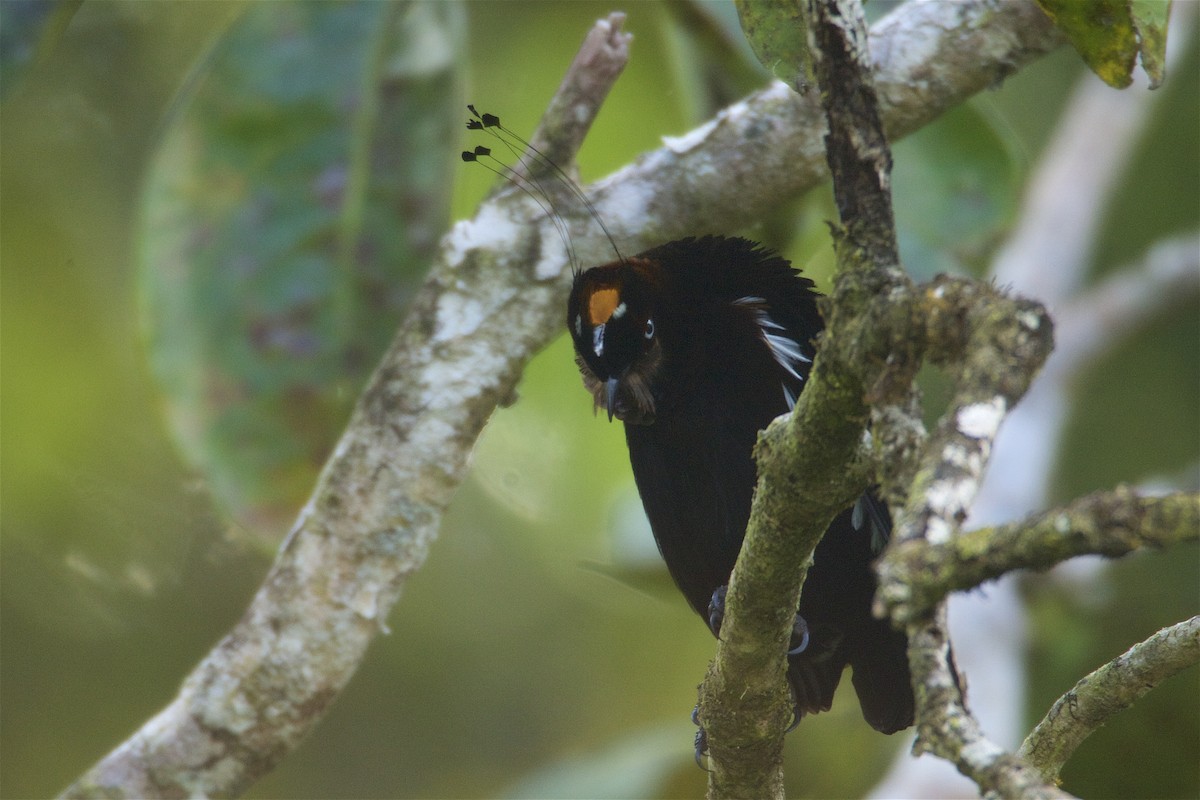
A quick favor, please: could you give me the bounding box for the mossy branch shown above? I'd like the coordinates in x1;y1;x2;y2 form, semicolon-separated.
875;280;1059;798
700;2;894;795
698;4;1187;797
879;488;1200;624
699;273;1059;797
697;318;875;800
1019;616;1200;783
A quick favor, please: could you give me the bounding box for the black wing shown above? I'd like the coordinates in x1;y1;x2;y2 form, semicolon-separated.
790;497;913;732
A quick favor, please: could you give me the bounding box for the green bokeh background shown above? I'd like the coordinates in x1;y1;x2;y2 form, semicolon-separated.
2;2;1196;798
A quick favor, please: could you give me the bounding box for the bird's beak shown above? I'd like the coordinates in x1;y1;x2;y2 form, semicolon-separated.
604;377;620;422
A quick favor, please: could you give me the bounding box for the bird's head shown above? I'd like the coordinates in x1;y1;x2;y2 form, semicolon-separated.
567;259;663;425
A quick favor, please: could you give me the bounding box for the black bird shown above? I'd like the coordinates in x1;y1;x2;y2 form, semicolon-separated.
567;235;913;735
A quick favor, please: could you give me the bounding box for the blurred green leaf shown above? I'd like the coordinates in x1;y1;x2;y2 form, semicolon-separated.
662;0;811;258
892;103;1020;279
471;336;639;579
502;724;691;799
661;0;768;119
1036;0;1171;89
0;0;81;100
733;0;810;90
138;0;464;543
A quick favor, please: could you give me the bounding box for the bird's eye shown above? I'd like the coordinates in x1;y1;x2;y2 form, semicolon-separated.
644;319;655;339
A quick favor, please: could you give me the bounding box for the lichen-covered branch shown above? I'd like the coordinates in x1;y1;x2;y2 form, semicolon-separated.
869;15;1196;796
704;5;1058;799
578;0;1062;256
820;275;1056;800
880;489;1200;623
698;273;1061;795
59;17;633;800
907;608;1075;800
523;13;630;177
62;3;1068;797
892;282;1055;548
868;281;1059;799
1019;616;1200;783
879;487;1194;799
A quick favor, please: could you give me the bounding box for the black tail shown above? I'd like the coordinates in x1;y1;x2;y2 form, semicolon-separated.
787;502;914;733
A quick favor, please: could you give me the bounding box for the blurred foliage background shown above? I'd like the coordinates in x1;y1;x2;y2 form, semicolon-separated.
1;1;1196;798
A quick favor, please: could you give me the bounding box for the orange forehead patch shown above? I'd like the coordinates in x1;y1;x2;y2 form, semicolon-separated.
587;287;621;325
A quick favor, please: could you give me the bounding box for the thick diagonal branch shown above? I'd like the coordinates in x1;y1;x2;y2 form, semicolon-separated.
60;16;632;800
572;0;1062;260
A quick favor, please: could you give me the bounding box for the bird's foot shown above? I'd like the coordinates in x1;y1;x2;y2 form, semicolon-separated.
691;706;710;769
788;612;810;655
710;586;810;656
706;586;727;637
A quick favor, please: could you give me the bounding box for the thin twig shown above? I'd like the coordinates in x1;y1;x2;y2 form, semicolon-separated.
1019;616;1200;783
880;489;1200;623
526;13;631;176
